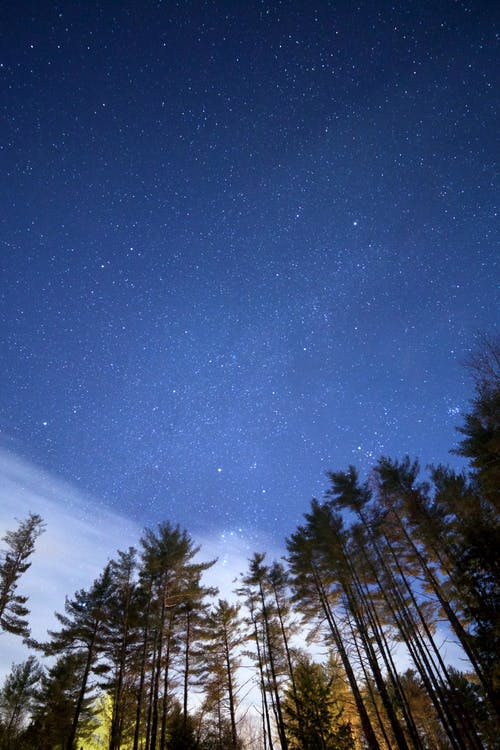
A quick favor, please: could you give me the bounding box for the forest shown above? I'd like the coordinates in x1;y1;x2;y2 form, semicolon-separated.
0;341;498;750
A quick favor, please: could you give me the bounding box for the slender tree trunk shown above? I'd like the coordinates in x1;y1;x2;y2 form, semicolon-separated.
66;633;96;750
340;567;412;750
223;630;238;749
250;599;274;750
159;612;174;750
271;582;302;736
149;594;166;750
355;570;425;750
357;506;484;750
396;505;499;715
144;635;158;750
182;608;191;738
377;531;467;750
261;691;268;750
258;581;288;750
311;564;382;750
133;590;153;750
388;533;484;750
352;537;427;750
349;613;394;750
109;617;131;750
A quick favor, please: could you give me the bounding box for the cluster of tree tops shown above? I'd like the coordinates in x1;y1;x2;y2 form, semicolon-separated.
0;338;498;750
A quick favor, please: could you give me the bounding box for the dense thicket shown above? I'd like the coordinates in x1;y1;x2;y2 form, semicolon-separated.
1;343;498;749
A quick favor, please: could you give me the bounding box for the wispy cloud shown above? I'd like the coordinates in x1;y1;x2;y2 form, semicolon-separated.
0;449;140;677
0;449;279;681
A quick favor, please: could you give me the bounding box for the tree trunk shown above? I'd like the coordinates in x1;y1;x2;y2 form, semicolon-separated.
66;633;96;750
311;564;382;750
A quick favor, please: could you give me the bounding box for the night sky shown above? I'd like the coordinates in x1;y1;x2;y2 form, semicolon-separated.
1;1;498;546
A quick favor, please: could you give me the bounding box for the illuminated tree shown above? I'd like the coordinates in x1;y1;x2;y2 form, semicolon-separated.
282;654;355;750
41;565;114;750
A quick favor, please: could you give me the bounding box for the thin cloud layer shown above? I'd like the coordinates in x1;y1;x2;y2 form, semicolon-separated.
0;449;139;677
0;449;279;681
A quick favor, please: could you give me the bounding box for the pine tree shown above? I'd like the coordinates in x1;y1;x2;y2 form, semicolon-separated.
0;513;44;637
286;517;382;750
237;580;276;750
201;599;246;749
297;498;412;750
176;569;217;745
455;335;500;512
40;565;114;750
136;521;216;750
267;562;301;722
101;548;142;750
282;654;355;750
240;553;289;750
0;656;42;749
326;462;485;750
27;652;95;750
374;456;498;728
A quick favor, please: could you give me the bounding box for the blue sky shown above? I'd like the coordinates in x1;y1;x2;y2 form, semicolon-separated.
0;1;497;632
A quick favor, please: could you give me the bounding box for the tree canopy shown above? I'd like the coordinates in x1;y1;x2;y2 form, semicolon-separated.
1;341;498;749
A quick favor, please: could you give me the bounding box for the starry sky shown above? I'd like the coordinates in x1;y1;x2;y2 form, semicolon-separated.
1;1;498;544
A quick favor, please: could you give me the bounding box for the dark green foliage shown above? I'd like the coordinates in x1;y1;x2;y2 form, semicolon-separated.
26;652;95;750
0;656;42;750
455;335;500;512
198;715;244;750
7;341;498;749
135;521;216;750
283;656;355;750
0;514;45;637
39;566;114;750
444;669;499;750
161;699;198;750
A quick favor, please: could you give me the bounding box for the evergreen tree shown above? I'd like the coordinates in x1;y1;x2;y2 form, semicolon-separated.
287;517;382;750
455;335;500;512
136;521;215;750
101;548;142;750
0;513;45;637
160;698;198;750
282;654;355;750
40;565;114;750
237;580;276;750
296;498;412;750
392;669;453;749
240;553;289;750
0;656;42;750
177;563;217;743
328;462;486;750
374;456;499;722
27;652;95;750
201;599;246;749
267;561;301;727
8;347;495;750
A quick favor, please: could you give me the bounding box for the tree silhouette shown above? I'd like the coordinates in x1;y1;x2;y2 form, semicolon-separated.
0;513;44;637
